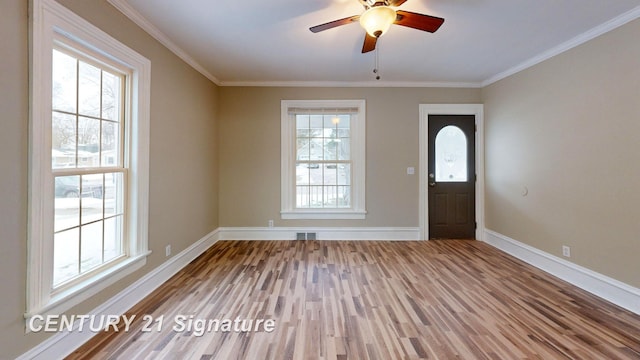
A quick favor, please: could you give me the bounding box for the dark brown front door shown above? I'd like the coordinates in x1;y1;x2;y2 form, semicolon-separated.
428;115;476;239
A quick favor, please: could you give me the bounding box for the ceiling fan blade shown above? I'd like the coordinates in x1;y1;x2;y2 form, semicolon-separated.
362;33;378;53
394;10;444;33
309;15;360;33
389;0;408;6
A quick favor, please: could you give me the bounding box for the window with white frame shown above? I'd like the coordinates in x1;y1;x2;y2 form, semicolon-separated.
51;43;130;286
281;100;366;219
27;0;150;322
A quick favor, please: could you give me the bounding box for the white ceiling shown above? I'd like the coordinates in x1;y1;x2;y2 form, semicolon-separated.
109;0;640;87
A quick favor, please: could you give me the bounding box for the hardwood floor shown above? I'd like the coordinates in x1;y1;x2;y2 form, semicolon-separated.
67;240;640;359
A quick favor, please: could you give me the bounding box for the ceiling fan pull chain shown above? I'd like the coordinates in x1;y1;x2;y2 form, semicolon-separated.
374;46;381;80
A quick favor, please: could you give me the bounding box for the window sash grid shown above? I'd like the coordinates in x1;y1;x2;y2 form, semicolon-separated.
51;45;127;288
53;43;127;170
294;112;352;209
52;168;128;287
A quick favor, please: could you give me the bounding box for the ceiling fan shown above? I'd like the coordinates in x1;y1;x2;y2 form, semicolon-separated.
309;0;445;53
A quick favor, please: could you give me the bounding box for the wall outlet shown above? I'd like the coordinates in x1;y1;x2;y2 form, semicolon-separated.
165;245;171;257
562;245;571;258
268;220;274;228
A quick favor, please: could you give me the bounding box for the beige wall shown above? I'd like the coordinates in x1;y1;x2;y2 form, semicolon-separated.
482;18;640;288
218;87;481;228
0;0;219;358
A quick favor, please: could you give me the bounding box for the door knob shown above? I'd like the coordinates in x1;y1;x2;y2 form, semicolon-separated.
429;182;436;187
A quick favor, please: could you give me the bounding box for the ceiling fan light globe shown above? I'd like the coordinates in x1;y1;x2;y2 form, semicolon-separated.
359;6;396;37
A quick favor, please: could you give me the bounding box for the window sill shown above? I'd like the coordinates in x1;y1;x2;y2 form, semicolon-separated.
281;210;367;220
24;251;151;331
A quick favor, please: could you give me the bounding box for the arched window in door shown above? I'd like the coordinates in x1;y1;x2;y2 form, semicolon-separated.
435;125;468;182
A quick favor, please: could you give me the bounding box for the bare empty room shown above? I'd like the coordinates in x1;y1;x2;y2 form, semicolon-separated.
1;0;640;359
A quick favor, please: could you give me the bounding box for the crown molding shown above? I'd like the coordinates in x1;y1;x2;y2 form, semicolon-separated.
481;5;640;87
218;80;483;88
106;0;221;85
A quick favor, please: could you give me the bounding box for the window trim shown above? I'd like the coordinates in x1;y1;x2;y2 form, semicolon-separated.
27;0;150;325
281;100;366;220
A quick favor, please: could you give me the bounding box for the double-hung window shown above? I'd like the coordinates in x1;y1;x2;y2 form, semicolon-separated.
281;100;366;219
27;0;150;322
51;43;129;285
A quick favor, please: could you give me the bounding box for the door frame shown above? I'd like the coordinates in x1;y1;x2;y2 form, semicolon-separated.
419;104;485;241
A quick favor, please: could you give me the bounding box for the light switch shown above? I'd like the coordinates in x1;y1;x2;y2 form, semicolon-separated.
407;167;415;175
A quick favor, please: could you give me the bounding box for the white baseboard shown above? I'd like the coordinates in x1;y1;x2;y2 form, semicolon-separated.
483;229;640;315
217;226;422;241
17;228;220;360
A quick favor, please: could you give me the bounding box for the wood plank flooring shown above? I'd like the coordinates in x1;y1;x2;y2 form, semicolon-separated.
67;240;640;359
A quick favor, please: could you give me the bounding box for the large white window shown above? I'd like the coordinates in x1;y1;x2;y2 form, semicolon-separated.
281;100;366;219
27;0;150;322
51;44;129;287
